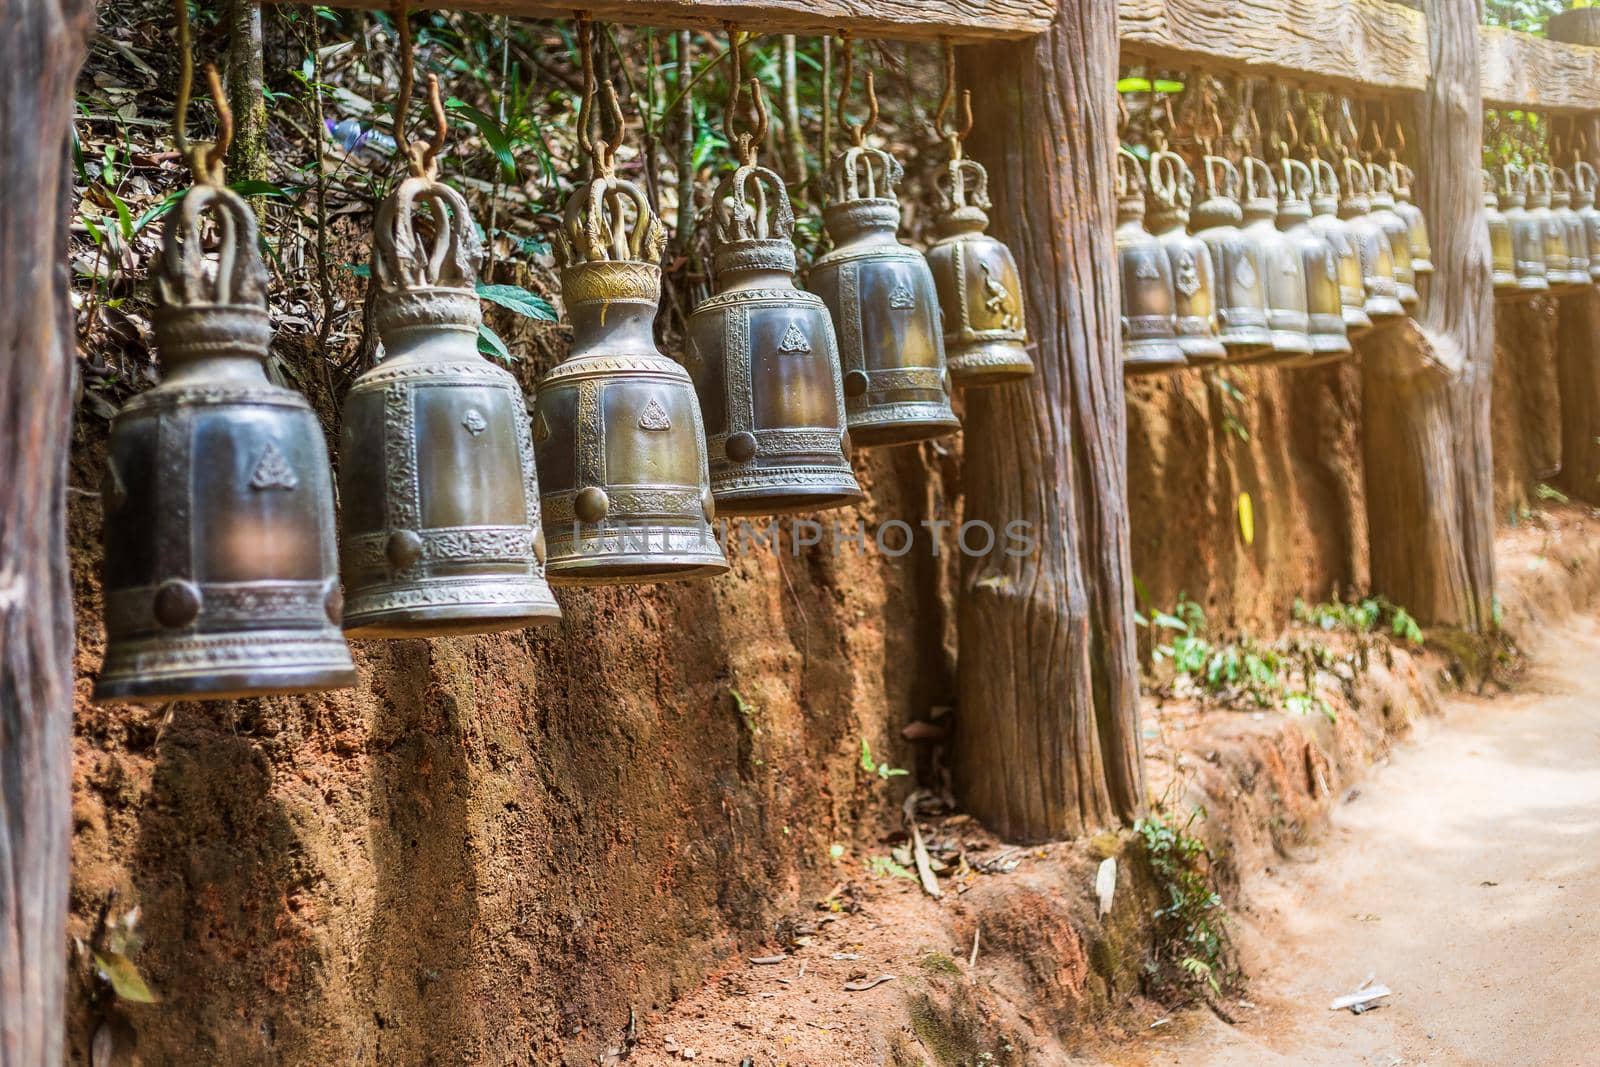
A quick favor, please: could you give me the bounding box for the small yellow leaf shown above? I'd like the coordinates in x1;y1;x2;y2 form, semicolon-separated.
92;949;158;1004
1238;492;1255;546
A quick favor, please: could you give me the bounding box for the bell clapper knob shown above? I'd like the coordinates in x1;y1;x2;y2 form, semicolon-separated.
843;370;870;398
575;486;610;524
386;529;425;570
701;488;716;522
533;525;547;566
726;431;758;464
153;579;202;629
323;582;344;625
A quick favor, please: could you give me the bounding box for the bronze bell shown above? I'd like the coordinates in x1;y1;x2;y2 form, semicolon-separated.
339;177;560;636
1192;156;1272;358
1240;157;1311;362
1575;162;1600;284
684;160;862;515
1365;162;1419;308
1307;158;1374;338
1390;162;1434;278
1115;149;1185;375
1552;166;1591;287
808;143;960;446
95;184;356;703
1503;165;1550;294
1529;164;1575;289
1148;150;1225;365
1338;159;1407;322
1484;169;1520;293
1278;158;1350;365
534;174;729;584
925;156;1036;385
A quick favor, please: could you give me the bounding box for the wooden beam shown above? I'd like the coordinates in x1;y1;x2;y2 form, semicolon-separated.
266;0;1055;41
1117;0;1429;95
1479;26;1600;113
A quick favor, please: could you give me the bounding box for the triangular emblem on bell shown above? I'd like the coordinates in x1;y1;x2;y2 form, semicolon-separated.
95;184;356;703
338;176;560;637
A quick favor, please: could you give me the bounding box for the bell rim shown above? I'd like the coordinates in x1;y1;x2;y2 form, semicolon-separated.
94;657;357;705
1174;336;1228;362
844;405;962;449
946;340;1035;380
342;599;564;638
711;484;866;516
544;553;731;586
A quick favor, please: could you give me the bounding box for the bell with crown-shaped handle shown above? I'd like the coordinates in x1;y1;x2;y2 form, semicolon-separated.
1339;158;1407;322
1483;169;1520;294
1239;157;1311;363
1574;161;1600;284
1278;157;1350;365
1147;149;1225;365
1390;162;1433;278
1192;155;1272;359
1306;157;1373;339
1115;147;1185;374
1551;165;1591;288
1503;165;1550;295
1365;161;1419;309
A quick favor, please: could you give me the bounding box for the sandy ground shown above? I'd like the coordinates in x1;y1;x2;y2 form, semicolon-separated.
1101;609;1600;1067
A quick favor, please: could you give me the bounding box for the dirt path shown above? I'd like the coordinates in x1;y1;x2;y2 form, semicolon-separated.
1104;609;1600;1067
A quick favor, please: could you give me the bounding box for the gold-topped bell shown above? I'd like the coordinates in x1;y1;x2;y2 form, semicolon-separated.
1575;161;1600;284
1240;157;1310;363
686;145;861;514
96;183;356;702
1552;165;1591;287
1339;158;1406;322
1503;165;1550;295
1390;162;1434;278
1278;158;1350;365
1115;148;1185;375
1484;169;1520;293
1528;163;1575;289
1307;158;1373;338
1193;156;1272;358
339;174;561;636
1366;161;1419;308
926;156;1035;385
1148;149;1225;365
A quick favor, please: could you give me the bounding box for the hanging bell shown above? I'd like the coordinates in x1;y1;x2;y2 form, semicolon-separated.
1552;165;1592;287
1484;169;1520;293
1192;156;1272;358
926;156;1036;385
1339;158;1407;322
1115;149;1185;375
95;185;356;702
1278;158;1350;365
1503;165;1550;294
685;160;861;515
1240;157;1311;362
1148;150;1225;365
1390;162;1434;278
1307;157;1374;338
1528;163;1574;288
338;178;560;636
808;143;960;446
1575;161;1600;284
534;174;728;584
1366;162;1419;308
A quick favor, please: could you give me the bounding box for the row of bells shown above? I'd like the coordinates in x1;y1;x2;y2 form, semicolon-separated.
94;141;1036;703
1117;151;1432;374
1484;161;1600;296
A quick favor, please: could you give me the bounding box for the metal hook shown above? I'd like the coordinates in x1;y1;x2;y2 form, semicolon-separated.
836;37;878;147
722;25;769;166
934;39;972;159
172;0;231;185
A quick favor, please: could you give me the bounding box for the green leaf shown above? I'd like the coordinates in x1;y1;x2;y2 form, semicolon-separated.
475;282;556;321
1153;79;1186;94
92;949;158;1004
477;322;514;362
132;189;184;235
859;737;877;774
229;179;299;200
1152;611;1190;633
107;193;135;242
343;262;372;278
1117;76;1153;93
447;99;518;181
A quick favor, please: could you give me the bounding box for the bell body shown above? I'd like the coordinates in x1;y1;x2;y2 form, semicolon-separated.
1151;212;1226;364
1193;190;1272;357
1576;163;1600;283
1503;178;1550;294
1278;167;1350;365
1529;171;1574;289
1367;178;1419;308
1392;166;1434;276
926;159;1034;385
97;306;356;702
1240;165;1310;362
1339;191;1406;321
536;262;728;584
687;164;860;515
1552;176;1591;287
1116;197;1185;375
1484;181;1520;293
1307;169;1374;338
809;197;960;447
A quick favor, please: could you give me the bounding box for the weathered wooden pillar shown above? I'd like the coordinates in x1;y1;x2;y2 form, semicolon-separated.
1555;290;1600;504
0;1;92;1062
954;0;1144;842
1362;0;1496;630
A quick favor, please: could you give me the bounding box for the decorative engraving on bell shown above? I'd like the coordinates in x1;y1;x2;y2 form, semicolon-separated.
1116;148;1184;375
1307;158;1373;338
1551;165;1591;288
1574;162;1600;284
94;184;356;703
1366;162;1419;308
535;174;727;584
1527;163;1575;290
1239;157;1311;362
1484;169;1520;293
1338;158;1407;321
1278;158;1350;366
925;155;1035;385
1192;156;1272;358
808;142;961;447
1390;162;1434;276
339;177;560;636
1148;150;1225;365
684;159;862;515
1502;165;1550;294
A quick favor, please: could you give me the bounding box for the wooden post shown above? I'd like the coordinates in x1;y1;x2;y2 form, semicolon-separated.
1555;290;1600;505
0;1;93;1062
954;0;1144;842
1361;0;1496;631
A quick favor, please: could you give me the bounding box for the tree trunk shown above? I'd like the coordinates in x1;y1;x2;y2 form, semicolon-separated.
1556;289;1600;505
0;1;93;1063
1362;0;1496;631
225;0;269;185
953;0;1143;842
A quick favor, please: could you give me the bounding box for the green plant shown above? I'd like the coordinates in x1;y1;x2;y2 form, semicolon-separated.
859;737;909;780
1536;482;1571;504
1136;809;1237;998
867;854;916;881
